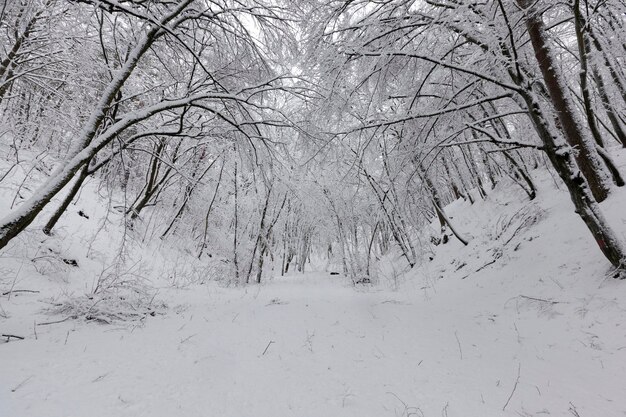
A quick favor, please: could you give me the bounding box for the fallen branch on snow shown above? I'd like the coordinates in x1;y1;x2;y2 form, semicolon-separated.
2;333;25;341
461;259;496;279
262;340;275;355
519;295;563;304
502;363;521;411
2;289;40;296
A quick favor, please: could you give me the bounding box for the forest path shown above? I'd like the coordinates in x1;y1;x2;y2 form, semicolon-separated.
1;270;625;417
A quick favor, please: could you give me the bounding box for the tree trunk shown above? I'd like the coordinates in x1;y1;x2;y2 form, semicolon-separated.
198;160;225;259
588;27;626;107
573;0;605;149
519;86;626;269
246;185;272;284
43;160;91;235
233;156;240;283
128;140;166;220
592;65;626;147
422;164;469;246
520;0;612;202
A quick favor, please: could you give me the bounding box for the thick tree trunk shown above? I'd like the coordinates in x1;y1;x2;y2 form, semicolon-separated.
573;0;605;149
520;0;612;202
519;87;626;270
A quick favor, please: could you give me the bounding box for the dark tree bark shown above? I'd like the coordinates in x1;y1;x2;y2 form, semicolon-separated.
520;0;612;202
128;140;167;220
233;155;240;283
518;86;626;269
573;0;605;149
588;26;626;107
255;194;287;283
198;160;225;259
43;160;91;235
246;184;272;284
421;165;469;246
592;66;626;147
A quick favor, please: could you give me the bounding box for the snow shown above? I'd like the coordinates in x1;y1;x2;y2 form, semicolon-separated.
2;151;626;417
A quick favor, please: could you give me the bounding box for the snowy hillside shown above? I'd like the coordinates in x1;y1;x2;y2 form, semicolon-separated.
2;151;625;417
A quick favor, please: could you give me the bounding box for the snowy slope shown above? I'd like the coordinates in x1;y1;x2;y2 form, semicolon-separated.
1;150;626;417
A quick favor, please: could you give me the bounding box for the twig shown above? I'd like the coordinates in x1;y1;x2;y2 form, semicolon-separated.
304;330;315;353
475;259;497;273
2;289;40;296
92;372;110;383
180;334;196;344
262;340;275;355
2;334;25;341
11;376;33;392
37;317;72;326
7;261;23;301
568;402;581;417
454;331;463;360
461;259;497;279
519;295;562;304
502;363;521;411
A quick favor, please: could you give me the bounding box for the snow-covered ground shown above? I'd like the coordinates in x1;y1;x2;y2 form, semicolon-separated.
2;151;626;417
